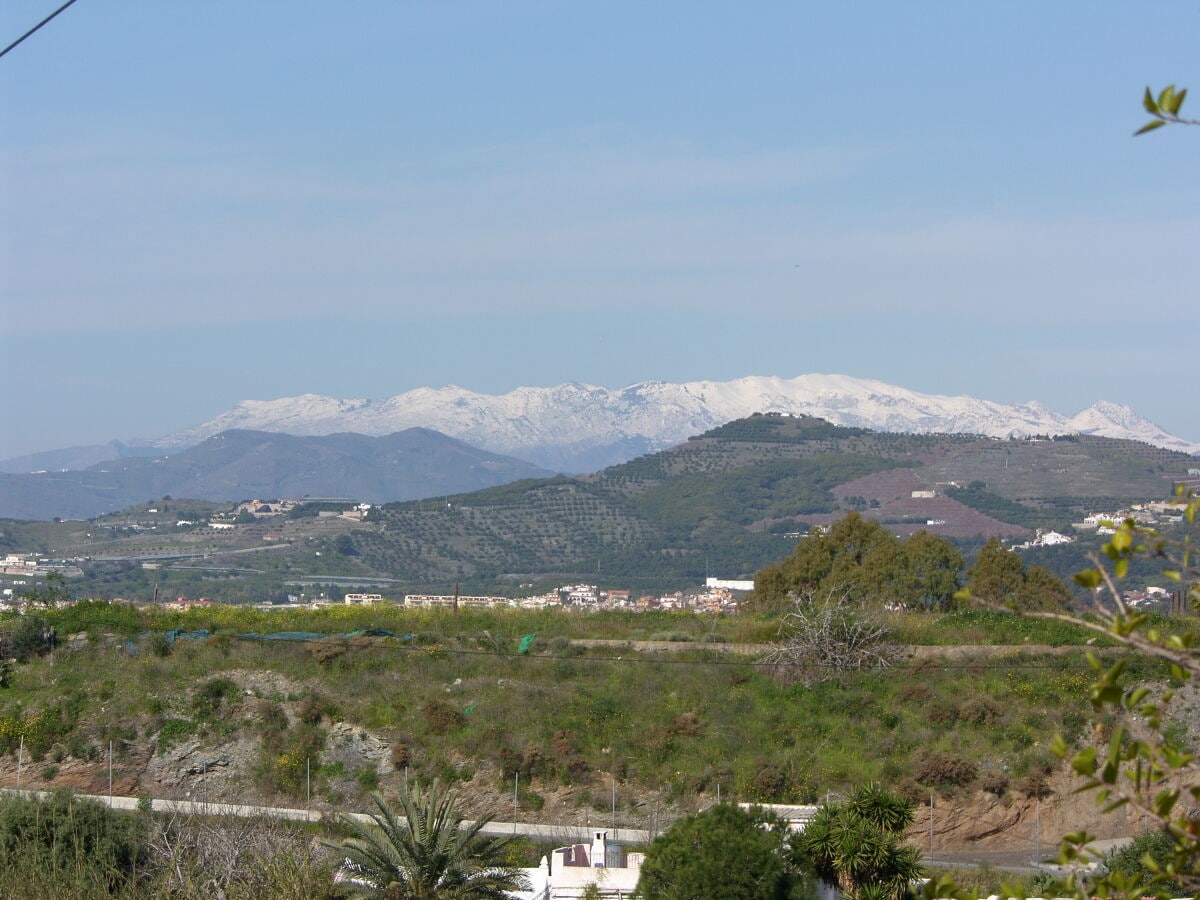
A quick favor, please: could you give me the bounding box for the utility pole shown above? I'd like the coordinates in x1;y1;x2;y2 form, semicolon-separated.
108;741;113;804
16;736;22;790
513;773;519;834
1034;796;1041;866
306;757;311;813
929;794;934;856
611;774;617;836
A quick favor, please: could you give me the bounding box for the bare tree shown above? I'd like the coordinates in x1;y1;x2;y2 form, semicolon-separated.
761;591;905;686
143;812;334;898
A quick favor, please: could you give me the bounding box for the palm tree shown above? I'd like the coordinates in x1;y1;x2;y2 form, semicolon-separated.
324;780;529;899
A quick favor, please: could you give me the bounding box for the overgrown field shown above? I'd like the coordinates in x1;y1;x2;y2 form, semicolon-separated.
0;603;1174;824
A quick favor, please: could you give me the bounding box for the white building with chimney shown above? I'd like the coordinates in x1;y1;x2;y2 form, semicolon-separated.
512;831;642;899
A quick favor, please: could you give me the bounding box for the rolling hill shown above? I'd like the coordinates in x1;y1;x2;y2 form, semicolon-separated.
292;415;1199;587
9;374;1197;478
5;415;1193;601
0;429;551;521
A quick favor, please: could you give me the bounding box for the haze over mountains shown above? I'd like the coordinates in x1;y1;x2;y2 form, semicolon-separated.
3;374;1196;485
0;429;551;521
152;374;1200;467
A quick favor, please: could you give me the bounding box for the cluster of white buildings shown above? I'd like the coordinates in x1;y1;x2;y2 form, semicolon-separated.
1013;530;1075;550
1;553;40;576
328;581;749;614
1073;501;1187;535
1;553;80;578
0;554;85;611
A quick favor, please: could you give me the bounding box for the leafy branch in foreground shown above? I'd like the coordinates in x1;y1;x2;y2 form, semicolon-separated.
1136;84;1198;135
937;489;1200;898
1043;491;1200;897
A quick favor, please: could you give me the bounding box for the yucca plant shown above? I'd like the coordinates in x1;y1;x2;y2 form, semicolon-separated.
793;783;922;900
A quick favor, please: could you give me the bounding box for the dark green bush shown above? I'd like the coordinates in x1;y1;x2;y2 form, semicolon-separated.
8;615;51;662
157;718;196;751
192;677;240;719
1104;829;1182;893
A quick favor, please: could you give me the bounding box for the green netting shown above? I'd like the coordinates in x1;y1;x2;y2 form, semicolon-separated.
233;629;412;643
162;629;210;645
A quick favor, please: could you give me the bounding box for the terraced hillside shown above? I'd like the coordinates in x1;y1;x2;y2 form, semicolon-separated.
6;415;1194;599
344;415;1192;587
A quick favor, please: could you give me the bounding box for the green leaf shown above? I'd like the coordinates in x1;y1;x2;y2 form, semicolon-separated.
1134;119;1168;136
1071;747;1097;776
1143;86;1158;113
1050;733;1068;757
1172;87;1187;114
1114;558;1128;579
1074;569;1102;589
1094;684;1123;706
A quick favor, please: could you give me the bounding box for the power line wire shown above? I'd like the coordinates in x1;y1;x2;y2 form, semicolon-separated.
1;0;81;61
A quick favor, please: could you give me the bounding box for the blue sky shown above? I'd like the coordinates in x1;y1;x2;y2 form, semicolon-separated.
2;2;1198;459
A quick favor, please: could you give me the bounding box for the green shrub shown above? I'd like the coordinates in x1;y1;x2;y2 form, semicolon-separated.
8;616;51;662
264;723;325;797
1104;829;1182;893
192;676;240;719
157;718;196;751
147;632;173;657
519;789;545;811
0;790;147;889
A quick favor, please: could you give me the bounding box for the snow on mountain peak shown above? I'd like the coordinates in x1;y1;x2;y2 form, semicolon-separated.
158;375;1200;470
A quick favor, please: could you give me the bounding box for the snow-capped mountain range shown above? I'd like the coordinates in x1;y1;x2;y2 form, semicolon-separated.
158;374;1200;473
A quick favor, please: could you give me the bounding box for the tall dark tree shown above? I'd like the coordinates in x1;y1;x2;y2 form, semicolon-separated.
964;538;1024;606
637;803;813;900
903;530;964;610
750;514;963;612
965;538;1069;611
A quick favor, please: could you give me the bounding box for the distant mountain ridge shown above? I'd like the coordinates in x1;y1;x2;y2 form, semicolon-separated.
0;441;162;475
0;429;551;521
154;374;1199;471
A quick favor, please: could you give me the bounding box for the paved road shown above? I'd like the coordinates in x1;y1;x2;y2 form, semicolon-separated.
0;787;650;845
